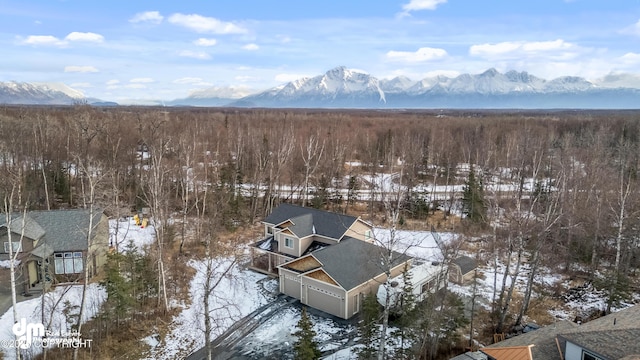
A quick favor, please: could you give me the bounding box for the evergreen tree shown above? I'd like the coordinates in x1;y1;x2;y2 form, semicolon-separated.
357;293;380;360
101;251;133;325
461;166;486;225
391;264;418;359
293;307;321;360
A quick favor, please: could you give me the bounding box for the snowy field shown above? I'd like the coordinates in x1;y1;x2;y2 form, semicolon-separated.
0;284;106;360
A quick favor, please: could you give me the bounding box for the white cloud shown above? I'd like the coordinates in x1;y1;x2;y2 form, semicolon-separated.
130;11;164;24
21;35;66;47
168;13;247;34
65;32;104;43
64;65;99;73
178;50;211;60
194;38;217;46
469;39;580;60
402;0;447;12
275;73;309;82
621;19;640;36
242;43;259;51
106;79;120;85
130;78;154;83
386;47;448;62
620;52;640;64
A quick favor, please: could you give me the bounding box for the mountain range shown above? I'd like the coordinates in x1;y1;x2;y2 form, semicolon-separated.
3;67;640;108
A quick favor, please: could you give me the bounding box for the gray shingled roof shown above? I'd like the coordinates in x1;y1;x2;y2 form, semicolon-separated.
486;320;578;360
26;209;104;252
560;329;640;359
311;237;411;291
453;255;478;275
0;214;46;241
557;305;640;359
264;204;358;240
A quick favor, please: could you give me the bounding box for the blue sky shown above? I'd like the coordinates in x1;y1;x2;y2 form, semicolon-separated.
2;0;640;102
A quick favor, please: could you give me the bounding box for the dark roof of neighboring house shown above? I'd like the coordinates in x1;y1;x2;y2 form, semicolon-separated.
560;329;640;359
486;320;578;360
264;204;358;240
453;255;478;275
9;209;105;252
557;305;640;359
311;237;411;291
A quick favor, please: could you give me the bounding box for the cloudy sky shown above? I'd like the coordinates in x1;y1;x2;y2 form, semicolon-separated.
2;0;640;102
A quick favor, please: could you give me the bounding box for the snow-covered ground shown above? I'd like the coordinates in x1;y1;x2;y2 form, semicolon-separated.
109;217;156;252
0;283;106;360
143;258;277;359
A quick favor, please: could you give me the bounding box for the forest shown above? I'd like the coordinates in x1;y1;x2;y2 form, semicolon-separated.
1;105;640;359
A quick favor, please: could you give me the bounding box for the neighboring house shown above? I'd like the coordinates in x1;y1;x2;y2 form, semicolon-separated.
557;304;640;360
251;204;418;319
464;304;640;360
479;320;579;360
449;255;478;285
0;209;109;292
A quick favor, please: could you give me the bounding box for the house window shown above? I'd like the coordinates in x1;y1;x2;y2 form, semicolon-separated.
3;241;21;253
582;351;602;360
54;252;83;274
267;226;273;235
284;237;294;249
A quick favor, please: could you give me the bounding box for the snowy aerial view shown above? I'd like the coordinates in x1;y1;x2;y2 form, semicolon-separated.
2;1;640;360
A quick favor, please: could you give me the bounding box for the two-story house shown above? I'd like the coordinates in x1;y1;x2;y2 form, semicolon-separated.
0;209;109;293
251;204;413;319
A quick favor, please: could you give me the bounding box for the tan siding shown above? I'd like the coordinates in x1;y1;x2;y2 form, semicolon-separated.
278;232;299;257
299;236;313;255
344;259;412;318
344;220;372;241
88;215;110;276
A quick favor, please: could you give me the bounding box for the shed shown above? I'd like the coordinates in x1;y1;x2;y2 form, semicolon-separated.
449;255;478;284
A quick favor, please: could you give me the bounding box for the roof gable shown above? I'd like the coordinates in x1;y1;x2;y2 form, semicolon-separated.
264;204;358;240
481;345;533;360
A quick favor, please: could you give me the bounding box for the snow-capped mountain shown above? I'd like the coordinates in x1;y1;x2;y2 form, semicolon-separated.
224;67;640;109
167;85;256;106
0;81;112;105
379;76;415;94
230;66;386;108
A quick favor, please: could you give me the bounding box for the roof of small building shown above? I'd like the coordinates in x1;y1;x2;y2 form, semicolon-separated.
264;203;358;240
311;237;411;291
453;255;478;275
2;209;105;252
